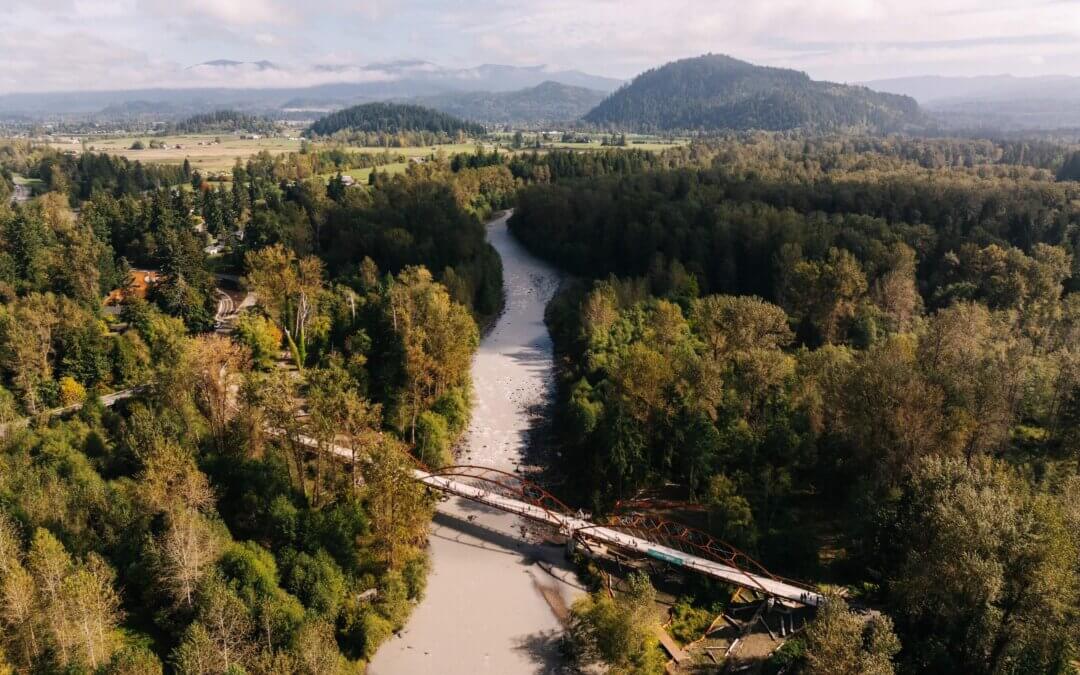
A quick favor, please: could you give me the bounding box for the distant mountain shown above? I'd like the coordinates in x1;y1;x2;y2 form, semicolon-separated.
0;61;622;119
443;64;621;93
415;81;607;125
863;75;1080;130
862;74;1080;105
305;102;485;137
98;100;185;117
585;54;923;132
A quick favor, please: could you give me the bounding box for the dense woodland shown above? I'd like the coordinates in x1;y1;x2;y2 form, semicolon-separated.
584;54;924;133
171;111;279;136
512;136;1080;673
0;138;494;672
305;103;486;144
1;131;1079;673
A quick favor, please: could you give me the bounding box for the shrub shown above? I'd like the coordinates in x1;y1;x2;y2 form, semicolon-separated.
667;598;716;644
58;376;87;406
235;312;282;370
415;411;451;468
360;610;393;659
286;550;347;619
432;388;469;436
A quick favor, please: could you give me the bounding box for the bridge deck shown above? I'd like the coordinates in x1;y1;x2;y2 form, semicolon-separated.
414;471;824;607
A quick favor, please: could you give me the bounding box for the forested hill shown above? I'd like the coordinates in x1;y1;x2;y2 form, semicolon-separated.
584;54;924;132
306;102;486;137
172;109;278;134
416;81;607;124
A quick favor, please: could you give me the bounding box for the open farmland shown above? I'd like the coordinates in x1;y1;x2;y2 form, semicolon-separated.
45;136;506;174
67;134;302;173
324;162;410;183
33;132;687;179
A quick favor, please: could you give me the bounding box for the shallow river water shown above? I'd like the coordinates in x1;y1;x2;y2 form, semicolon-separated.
369;212;583;674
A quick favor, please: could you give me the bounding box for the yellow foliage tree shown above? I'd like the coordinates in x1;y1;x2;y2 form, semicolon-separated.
58;376;86;407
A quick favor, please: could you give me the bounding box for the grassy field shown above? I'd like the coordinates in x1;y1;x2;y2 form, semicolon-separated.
63;134;303;173
48;136;497;174
37;133;683;177
328;162;410;183
540;140;686;151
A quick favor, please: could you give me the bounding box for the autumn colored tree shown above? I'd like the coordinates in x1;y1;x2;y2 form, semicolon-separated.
363;436;431;569
387;266;477;441
190;334;251;452
243;244;325;369
787;247;868;344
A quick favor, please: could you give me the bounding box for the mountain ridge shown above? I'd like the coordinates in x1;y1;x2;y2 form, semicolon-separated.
863;74;1080;129
413;81;607;124
0;61;623;117
585;53;923;132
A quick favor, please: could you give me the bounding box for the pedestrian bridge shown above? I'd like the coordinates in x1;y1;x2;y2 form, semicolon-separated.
46;389;823;608
411;464;824;607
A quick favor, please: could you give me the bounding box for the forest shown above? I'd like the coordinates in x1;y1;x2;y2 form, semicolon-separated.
304;103;486;142
414;80;607;126
510;135;1080;673
171;111;279;136
0;131;1079;673
0;139;491;672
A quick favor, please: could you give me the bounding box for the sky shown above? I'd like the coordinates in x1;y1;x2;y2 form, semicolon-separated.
2;0;1080;93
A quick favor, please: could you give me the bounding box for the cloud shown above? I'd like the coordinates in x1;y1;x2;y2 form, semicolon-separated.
142;0;295;26
0;30;159;93
1;0;1080;93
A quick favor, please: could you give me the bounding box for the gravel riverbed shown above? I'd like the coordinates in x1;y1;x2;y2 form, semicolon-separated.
369;212;583;674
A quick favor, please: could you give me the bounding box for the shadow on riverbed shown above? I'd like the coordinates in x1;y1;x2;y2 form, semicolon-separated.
513;629;570;674
431;509;558;563
502;346;552;364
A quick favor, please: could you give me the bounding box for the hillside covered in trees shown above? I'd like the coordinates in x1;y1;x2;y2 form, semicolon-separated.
305;102;485;139
584;54;924;133
416;81;607;125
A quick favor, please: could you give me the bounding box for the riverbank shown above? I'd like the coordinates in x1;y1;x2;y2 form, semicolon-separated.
369;212;584;674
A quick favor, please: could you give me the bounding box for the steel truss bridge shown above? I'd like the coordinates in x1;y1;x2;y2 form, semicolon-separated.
33;392;823;607
412;464;824;607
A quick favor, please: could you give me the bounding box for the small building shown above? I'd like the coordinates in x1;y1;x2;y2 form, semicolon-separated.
104;269;161;309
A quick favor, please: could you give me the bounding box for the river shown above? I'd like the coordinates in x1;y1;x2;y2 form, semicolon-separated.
370;212;583;674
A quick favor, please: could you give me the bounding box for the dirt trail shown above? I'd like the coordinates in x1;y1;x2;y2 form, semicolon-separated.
369;212;582;674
